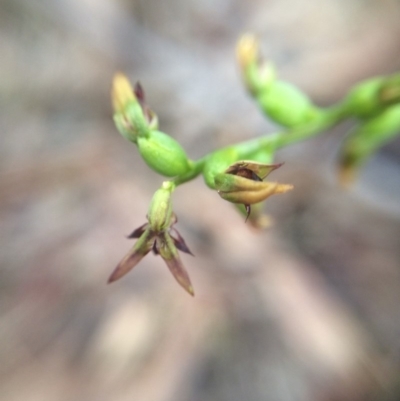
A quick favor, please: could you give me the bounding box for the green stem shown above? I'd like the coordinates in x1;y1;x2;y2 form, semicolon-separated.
216;101;350;161
172;100;350;187
172;157;207;186
274;102;350;149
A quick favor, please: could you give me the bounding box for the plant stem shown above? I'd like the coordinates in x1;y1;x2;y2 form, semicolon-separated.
172;157;207;186
172;100;350;187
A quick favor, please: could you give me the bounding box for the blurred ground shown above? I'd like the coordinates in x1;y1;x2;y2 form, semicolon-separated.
1;0;400;400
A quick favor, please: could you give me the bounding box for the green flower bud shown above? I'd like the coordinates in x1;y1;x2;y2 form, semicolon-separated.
112;73;136;113
212;160;293;220
123;101;151;138
137;130;191;177
379;75;400;107
113;101;149;143
112;73;151;142
148;182;174;232
236;34;276;95
257;81;318;127
339;103;400;185
111;73;158;143
236;34;259;70
113;113;135;143
215;167;292;205
203;147;239;189
345;77;385;118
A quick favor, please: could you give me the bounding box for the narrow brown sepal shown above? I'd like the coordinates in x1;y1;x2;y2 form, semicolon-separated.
134;82;145;105
157;234;194;296
225;161;284;180
164;255;195;296
170;228;194;256
108;246;151;283
244;204;251;222
127;223;148;239
109;229;154;283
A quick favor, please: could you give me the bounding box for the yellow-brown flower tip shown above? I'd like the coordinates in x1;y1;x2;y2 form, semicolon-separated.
338;164;356;188
157;233;195;296
236;33;259;69
112;72;136;113
165;256;195;296
338;153;358;188
249;213;274;230
217;176;293;205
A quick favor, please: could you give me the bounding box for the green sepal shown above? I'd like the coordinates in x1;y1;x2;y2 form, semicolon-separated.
202;147;239;189
113;113;136;143
137;130;191;177
243;62;276;96
113;101;150;143
124;101;150;138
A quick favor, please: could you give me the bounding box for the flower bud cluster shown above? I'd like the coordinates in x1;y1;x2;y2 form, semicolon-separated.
112;74;192;177
109;37;400;296
237;34;320;127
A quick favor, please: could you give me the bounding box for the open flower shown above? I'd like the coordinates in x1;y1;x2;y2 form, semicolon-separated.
108;214;194;295
108;183;195;296
215;161;293;221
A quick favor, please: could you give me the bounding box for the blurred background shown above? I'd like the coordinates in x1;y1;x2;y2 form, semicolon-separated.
1;0;400;400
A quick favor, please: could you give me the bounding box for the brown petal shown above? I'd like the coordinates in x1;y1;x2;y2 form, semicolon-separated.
218;174;293;205
112;73;136;113
108;231;154;283
164;255;194;296
225;161;284;179
127;222;148;239
134;82;146;105
236;34;259;69
158;234;194;296
170;228;194;256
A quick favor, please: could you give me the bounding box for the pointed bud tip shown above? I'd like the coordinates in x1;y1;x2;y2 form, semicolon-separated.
107;261;135;283
236;33;259;68
107;268;120;284
178;277;195;296
276;183;294;193
250;214;274;230
108;243;152;285
112;72;136;113
134;82;145;103
338;166;356;188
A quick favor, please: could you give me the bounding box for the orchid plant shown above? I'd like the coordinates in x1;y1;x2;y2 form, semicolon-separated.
109;34;400;295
